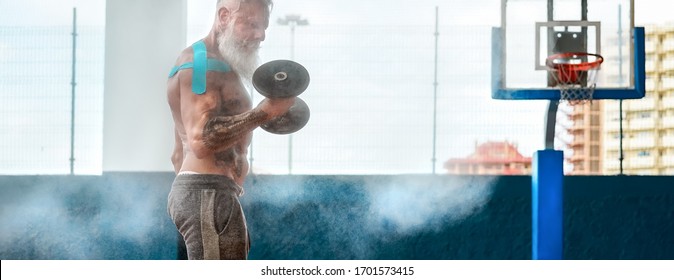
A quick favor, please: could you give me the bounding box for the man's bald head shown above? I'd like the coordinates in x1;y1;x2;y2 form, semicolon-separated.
216;0;273;13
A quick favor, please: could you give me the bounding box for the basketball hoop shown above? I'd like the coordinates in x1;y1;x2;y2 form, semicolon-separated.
546;52;604;104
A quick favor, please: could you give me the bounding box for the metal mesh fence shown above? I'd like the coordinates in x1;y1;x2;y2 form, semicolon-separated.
246;24;548;174
1;17;672;175
0;26;104;174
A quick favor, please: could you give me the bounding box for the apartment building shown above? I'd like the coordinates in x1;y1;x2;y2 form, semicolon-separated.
602;25;674;175
560;25;674;175
564;101;604;175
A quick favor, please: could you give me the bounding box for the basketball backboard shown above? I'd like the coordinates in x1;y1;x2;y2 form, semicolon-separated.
492;0;645;100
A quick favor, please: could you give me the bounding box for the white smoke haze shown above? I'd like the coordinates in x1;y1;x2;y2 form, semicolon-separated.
0;184;98;259
249;176;308;207
245;175;373;258
363;176;495;234
96;179;159;243
248;175;495;237
242;175;496;259
0;180;166;259
1;175;494;259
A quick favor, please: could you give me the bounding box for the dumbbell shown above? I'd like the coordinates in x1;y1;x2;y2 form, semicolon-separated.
252;60;311;135
259;98;310;134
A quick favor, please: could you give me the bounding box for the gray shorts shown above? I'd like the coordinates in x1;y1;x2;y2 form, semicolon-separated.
167;174;249;260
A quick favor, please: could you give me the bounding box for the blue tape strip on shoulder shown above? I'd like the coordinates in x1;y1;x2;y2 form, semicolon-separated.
168;60;230;79
192;41;208;94
167;40;232;94
168;63;193;78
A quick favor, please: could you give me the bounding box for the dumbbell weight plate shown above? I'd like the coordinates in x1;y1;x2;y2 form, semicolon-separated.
261;97;310;135
253;60;310;98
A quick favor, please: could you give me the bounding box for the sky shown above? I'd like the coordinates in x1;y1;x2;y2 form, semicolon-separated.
0;0;672;175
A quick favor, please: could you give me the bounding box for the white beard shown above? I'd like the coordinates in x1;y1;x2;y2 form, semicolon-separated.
217;23;260;83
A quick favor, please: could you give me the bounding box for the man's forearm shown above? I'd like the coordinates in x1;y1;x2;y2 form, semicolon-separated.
202;109;269;150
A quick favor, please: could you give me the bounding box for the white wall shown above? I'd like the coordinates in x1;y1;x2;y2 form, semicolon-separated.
104;0;186;172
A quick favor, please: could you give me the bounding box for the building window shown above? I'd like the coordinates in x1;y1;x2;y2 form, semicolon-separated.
590;160;600;171
591;115;600;125
590;145;600;157
591;131;600;141
576;162;584;171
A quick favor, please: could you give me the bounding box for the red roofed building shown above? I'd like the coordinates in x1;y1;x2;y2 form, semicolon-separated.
443;141;532;175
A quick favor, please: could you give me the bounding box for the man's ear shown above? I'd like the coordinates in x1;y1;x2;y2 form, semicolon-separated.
217;7;231;28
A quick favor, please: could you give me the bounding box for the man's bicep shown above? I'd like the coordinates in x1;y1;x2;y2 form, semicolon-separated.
179;71;205;123
178;71;220;157
178;71;207;141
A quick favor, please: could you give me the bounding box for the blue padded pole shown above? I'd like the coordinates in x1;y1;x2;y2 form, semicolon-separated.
532;150;563;260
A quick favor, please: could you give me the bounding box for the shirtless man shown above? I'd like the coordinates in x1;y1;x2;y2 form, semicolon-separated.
166;0;293;260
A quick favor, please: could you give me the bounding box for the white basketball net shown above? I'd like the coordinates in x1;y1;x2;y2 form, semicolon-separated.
546;53;603;105
549;68;599;105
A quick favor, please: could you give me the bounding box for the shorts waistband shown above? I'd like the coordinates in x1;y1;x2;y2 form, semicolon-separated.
172;174;243;196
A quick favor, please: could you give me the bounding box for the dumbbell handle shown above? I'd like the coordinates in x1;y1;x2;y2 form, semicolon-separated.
260;97;310;135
